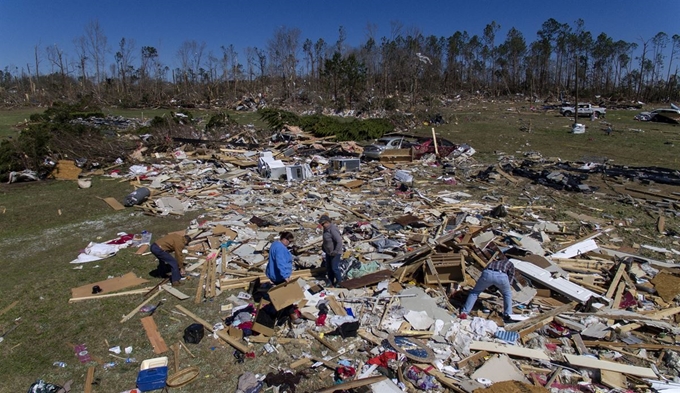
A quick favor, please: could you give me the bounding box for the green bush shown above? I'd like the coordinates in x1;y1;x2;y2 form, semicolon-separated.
259;108;393;142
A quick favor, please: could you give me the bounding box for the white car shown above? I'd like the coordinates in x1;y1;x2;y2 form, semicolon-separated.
362;136;415;160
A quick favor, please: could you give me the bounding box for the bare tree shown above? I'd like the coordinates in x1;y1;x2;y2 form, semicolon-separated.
115;38;136;95
84;20;109;84
267;26;301;101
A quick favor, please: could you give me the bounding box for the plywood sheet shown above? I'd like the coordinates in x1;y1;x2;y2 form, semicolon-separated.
563;354;656;378
71;272;149;299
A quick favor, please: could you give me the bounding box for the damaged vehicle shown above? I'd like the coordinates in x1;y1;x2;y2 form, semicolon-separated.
362;136;416;160
634;107;680;124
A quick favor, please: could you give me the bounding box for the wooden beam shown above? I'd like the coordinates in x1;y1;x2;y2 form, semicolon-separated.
563;354;657;378
120;289;162;323
84;366;95;393
606;264;626;299
308;330;339;352
316;376;387;393
69;287;154;302
175;305;249;353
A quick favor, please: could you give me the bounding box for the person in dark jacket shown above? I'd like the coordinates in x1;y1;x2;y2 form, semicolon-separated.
151;233;191;286
319;214;343;287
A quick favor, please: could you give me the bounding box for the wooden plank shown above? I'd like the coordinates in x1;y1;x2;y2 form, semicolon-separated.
340;269;394;289
600;370;626;390
316;376;387;393
327;297;347;317
505;302;577;332
175;305;250;353
605;264;626;299
161;284;190;300
469;341;550;360
413;364;467;393
84;366;95;393
563;354;657;378
0;301;19;317
456;350;488;369
71;272;149;299
141;316;168;354
647;306;680;320
545;366;563;388
172;343;180;373
290;357;312;369
572;334;588;355
102;197;125;210
69;287;153;302
308;330;339;352
120;289;162;323
194;255;208;304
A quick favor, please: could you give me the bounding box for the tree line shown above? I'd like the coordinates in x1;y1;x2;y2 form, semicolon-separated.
1;18;678;110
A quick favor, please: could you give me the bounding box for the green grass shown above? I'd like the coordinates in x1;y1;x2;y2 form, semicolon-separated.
0;108;43;139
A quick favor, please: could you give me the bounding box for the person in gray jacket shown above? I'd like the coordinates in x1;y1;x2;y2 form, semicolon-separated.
319;214;343;287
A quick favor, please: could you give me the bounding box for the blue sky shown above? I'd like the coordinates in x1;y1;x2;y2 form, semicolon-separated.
1;0;678;74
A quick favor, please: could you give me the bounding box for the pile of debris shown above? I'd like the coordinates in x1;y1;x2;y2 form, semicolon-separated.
67;135;680;393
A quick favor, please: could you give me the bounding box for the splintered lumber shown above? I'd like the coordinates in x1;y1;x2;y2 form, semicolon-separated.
469;341;550;360
316;376;387;393
505;301;577;332
175;305;249;353
140;316;168;354
563;354;657;378
120;289;162;323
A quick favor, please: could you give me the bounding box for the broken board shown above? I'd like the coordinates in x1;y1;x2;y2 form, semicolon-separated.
141;316;168;354
102;197;125;211
71;272;149;299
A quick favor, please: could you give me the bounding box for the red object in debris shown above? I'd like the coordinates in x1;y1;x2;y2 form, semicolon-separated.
335;366;356;380
245;352;256;358
367;351;398;368
619;291;637;308
107;233;134;245
316;314;327;326
544;343;558;351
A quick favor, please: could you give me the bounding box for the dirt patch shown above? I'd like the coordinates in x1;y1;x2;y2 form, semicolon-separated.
475;380;550;393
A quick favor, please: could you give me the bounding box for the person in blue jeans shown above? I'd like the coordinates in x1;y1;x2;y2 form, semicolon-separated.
319;214;343;287
459;253;515;322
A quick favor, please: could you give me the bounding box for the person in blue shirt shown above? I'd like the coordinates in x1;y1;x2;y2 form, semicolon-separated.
265;231;303;325
266;231;295;284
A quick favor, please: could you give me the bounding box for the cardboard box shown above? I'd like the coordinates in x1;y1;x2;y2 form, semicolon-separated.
267;281;304;311
252;301;276;337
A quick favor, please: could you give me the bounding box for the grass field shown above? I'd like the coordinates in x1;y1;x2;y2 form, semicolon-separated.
0;102;679;392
